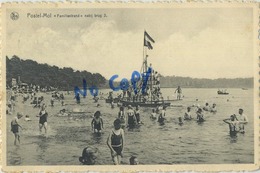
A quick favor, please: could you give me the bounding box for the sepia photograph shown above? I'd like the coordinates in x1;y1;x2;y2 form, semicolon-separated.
1;2;259;172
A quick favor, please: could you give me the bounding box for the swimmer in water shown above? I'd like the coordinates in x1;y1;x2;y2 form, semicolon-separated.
150;109;157;120
107;119;125;165
158;113;165;125
91;111;104;133
129;156;139;165
118;106;126;129
79;147;98;165
11;112;23;145
51;97;54;107
210;103;217;113
203;103;210;111
127;105;136;129
178;117;184;125
223;115;240;137
236;108;248;133
24;115;31;121
196;108;205;123
184;107;192;120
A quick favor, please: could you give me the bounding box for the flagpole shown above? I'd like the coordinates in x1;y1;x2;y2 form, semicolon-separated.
142;30;145;74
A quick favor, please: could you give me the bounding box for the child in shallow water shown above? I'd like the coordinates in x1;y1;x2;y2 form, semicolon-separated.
150;109;157;120
196;108;205;123
107;119;125;165
91;111;103;133
184;107;192;120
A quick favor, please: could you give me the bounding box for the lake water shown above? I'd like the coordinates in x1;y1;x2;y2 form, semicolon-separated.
6;88;255;165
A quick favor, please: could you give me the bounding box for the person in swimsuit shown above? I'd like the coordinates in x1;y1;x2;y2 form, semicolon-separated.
236;108;248;133
174;86;182;100
196;108;205;123
129;156;139;165
134;105;141;124
178;117;184;125
51;97;54;107
38;104;48;134
223;115;240;137
91;111;104;133
127;105;136;129
184;107;192;120
210;103;217;113
11;112;23;145
107;119;125;165
118;106;126;129
79;146;98;165
203;103;211;111
150;109;157;120
158;113;165;125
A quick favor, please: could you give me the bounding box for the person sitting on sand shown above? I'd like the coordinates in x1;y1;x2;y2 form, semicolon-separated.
210;103;217;113
150;109;157;120
127;105;136;129
203;103;211;111
91;111;104;133
223;115;240;137
11;112;23;145
38;104;48;134
118;106;126;129
184;107;192;120
129;156;139;165
79;147;98;165
107;119;125;165
196;108;205;123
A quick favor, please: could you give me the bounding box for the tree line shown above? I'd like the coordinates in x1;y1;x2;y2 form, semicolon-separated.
6;55;253;90
160;76;253;88
6;55;107;90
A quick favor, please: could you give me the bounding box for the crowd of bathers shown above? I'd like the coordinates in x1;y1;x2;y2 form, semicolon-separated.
7;88;249;165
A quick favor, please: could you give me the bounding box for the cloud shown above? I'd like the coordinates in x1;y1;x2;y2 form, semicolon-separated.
6;17;253;80
149;26;253;79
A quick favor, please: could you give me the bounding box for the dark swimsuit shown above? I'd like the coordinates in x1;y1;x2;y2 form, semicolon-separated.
158;115;165;124
11;123;18;133
111;130;122;155
39;111;48;125
118;112;126;128
135;111;140;123
93;120;102;131
229;123;238;137
128;115;135;128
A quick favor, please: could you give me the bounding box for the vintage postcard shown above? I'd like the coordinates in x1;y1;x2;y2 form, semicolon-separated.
1;2;259;172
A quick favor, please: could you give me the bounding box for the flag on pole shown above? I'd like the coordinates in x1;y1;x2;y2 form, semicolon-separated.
144;31;155;49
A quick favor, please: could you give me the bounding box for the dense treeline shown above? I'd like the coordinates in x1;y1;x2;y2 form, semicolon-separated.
6;55;106;90
160;76;253;88
6;55;254;90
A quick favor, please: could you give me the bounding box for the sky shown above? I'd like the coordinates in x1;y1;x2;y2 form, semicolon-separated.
5;7;255;79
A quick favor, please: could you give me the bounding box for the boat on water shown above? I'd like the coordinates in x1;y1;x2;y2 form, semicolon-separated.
217;89;229;95
119;31;172;107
